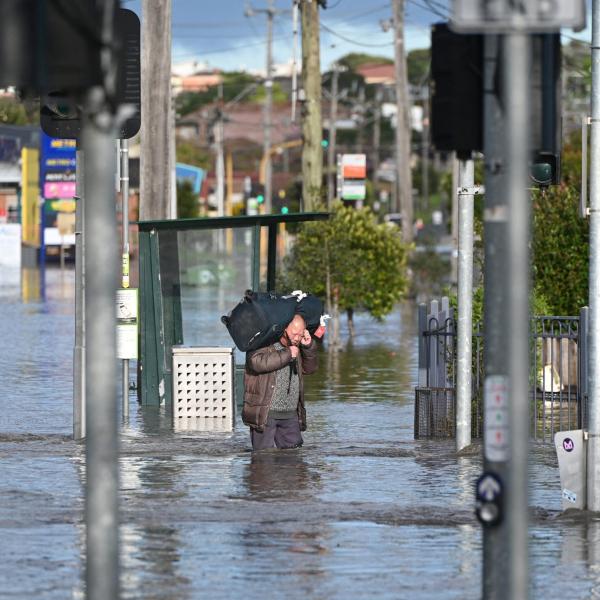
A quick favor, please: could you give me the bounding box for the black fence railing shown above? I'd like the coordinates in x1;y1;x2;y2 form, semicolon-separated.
415;298;589;443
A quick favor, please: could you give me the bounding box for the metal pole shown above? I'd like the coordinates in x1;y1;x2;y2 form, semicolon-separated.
121;139;130;421
456;157;474;452
83;83;120;600
505;32;531;600
74;145;86;440
588;0;600;511
421;87;430;213
264;0;274;214
327;64;339;210
216;84;225;219
450;153;459;285
482;34;510;599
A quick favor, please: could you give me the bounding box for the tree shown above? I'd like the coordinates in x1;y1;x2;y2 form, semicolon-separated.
176;140;211;169
177;180;198;219
0;96;39;125
282;202;410;346
532;184;588;315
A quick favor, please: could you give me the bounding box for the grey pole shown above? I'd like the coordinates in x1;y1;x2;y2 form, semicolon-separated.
83;88;119;600
327;64;339;210
482;34;510;599
73;145;86;441
121;139;130;421
264;0;274;213
588;0;600;511
456;157;474;452
504;32;531;600
450;153;459;285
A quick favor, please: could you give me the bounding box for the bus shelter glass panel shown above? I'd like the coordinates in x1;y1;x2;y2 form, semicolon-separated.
176;227;257;359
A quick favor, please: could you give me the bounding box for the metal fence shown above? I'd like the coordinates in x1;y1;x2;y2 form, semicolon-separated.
415;298;589;443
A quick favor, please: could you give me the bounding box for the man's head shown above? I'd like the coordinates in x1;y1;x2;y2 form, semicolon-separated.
282;314;306;346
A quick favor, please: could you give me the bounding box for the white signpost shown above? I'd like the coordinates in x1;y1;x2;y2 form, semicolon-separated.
451;0;586;32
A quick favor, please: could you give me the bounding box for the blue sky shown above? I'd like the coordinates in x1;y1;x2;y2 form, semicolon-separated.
125;0;592;73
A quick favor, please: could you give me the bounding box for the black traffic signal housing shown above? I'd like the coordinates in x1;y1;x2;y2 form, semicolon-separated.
41;8;141;140
0;0;104;92
430;23;483;158
530;34;562;186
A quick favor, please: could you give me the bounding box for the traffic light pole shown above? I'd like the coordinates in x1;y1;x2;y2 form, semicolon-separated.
588;0;600;511
83;87;120;600
120;138;130;421
481;34;511;599
481;33;531;599
456;156;474;453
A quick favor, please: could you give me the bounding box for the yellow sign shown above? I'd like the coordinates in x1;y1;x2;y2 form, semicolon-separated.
48;199;77;213
21;148;40;248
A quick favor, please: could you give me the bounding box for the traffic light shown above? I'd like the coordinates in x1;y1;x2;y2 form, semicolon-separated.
321;139;329;149
0;0;104;92
41;8;141;140
430;23;483;157
250;182;265;204
530;34;562;186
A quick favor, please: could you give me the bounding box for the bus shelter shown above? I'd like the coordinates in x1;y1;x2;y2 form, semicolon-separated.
137;212;329;410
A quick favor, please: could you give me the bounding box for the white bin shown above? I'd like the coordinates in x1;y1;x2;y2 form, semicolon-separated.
172;346;235;432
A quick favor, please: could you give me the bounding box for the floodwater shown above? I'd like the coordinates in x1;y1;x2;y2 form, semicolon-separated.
2;265;600;599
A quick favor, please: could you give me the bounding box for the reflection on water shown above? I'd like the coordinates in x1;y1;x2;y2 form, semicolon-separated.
2;264;600;598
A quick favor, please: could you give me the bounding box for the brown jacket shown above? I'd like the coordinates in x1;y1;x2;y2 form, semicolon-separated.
242;340;318;431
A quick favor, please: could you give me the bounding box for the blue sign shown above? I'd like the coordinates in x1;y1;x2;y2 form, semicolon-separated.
176;163;204;195
40;132;77;199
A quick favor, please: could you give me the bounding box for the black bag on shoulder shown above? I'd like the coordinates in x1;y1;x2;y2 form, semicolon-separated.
221;290;297;352
294;293;324;335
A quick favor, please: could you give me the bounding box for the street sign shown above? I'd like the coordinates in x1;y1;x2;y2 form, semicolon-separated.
337;153;367;201
554;429;586;511
451;0;586;33
475;471;504;526
40;133;76;200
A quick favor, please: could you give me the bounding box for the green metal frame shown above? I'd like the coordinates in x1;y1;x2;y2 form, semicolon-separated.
137;212;329;408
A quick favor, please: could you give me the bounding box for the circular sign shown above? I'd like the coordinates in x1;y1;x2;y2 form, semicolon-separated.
562;437;575;452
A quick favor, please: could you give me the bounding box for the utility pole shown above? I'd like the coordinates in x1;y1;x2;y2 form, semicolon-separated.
215;84;225;218
392;0;413;242
246;0;287;213
301;0;323;211
140;0;173;220
588;0;600;511
421;81;430;213
327;64;339;209
372;85;383;200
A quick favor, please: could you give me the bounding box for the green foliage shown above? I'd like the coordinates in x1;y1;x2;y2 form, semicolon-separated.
283;202;410;319
0;96;39;125
248;82;288;104
176;141;211;169
336;52;392;71
177;181;198;219
407;48;430;86
532;184;588;315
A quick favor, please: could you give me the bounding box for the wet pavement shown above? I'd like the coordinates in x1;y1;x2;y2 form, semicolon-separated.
2;266;600;599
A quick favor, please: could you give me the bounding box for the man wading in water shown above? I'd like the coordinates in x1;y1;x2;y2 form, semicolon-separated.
242;314;318;450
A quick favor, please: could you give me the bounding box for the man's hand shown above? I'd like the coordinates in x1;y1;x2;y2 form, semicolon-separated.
289;345;299;359
300;329;312;347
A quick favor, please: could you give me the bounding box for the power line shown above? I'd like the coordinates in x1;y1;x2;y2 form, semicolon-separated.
320;22;393;48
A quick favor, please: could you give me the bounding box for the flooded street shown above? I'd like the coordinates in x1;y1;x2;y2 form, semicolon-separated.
2;266;600;599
